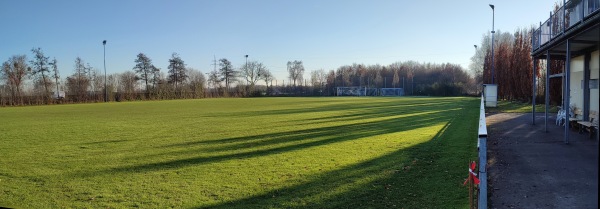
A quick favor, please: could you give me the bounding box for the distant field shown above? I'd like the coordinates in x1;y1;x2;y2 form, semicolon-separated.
0;97;479;208
487;100;559;113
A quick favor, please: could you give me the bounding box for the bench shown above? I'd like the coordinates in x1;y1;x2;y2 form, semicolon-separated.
578;111;598;138
568;109;582;130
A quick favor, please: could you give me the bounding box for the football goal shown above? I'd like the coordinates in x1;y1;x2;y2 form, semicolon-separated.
380;88;404;96
336;87;379;96
336;87;366;96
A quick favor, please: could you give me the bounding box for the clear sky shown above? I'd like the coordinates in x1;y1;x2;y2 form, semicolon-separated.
1;0;555;81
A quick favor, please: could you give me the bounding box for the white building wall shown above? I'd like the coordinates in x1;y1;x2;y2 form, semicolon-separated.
570;56;584;118
570;50;599;118
590;50;599;115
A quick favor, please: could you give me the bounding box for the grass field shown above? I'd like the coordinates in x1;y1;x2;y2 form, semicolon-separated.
487;100;559;113
0;97;479;208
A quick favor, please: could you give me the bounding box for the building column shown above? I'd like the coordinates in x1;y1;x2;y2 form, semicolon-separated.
533;58;537;125
564;39;571;144
546;52;551;132
583;52;590;121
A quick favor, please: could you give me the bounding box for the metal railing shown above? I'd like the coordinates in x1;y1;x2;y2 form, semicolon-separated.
478;95;488;209
532;0;600;51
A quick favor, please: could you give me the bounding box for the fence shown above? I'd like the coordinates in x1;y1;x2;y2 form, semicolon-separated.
478;95;488;209
532;0;600;50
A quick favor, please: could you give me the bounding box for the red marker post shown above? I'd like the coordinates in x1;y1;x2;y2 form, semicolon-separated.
464;161;480;209
464;161;480;185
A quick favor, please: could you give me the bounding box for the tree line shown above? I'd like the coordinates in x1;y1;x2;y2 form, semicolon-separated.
471;2;565;104
2;47;478;106
316;62;474;96
0;49;278;105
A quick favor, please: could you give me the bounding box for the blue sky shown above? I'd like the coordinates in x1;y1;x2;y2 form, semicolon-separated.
1;0;554;81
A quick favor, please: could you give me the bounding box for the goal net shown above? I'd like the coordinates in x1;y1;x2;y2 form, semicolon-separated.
336;87;380;96
336;87;365;96
380;88;404;96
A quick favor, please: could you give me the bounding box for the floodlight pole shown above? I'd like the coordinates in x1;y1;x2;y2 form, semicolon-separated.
245;55;249;94
474;44;480;93
245;54;248;85
103;40;107;102
490;4;495;84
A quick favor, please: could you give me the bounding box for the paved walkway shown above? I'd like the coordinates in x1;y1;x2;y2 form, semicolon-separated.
486;113;598;209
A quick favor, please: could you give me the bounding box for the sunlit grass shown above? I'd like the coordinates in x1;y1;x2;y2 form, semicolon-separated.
0;97;479;208
487;100;559;113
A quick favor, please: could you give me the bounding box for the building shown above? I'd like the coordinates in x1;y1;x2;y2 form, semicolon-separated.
531;0;599;142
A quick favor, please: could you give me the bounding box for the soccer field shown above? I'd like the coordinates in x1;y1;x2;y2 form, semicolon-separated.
0;97;479;208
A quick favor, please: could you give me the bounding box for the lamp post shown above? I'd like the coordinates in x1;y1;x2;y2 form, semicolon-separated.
245;54;248;73
103;40;107;102
489;4;495;84
245;54;249;88
474;44;480;93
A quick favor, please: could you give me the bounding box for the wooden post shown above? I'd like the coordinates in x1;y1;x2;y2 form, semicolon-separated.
469;161;473;209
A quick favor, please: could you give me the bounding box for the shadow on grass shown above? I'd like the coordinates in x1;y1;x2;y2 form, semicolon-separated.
196;100;478;208
71;97;478;207
201;98;458;119
165;99;461;149
77;108;456;178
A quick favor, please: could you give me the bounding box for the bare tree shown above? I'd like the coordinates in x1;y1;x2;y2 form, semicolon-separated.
392;69;400;88
311;69;327;93
66;57;89;101
241;61;266;88
207;70;221;97
30;48;51;100
107;73;119;101
287;60;305;87
1;55;29;105
119;71;138;100
470;34;490;89
374;70;383;88
186;68;206;98
151;66;161;91
90;68;104;101
260;69;274;95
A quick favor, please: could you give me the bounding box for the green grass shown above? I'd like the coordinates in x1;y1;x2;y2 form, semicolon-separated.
487;100;559;113
0;97;479;208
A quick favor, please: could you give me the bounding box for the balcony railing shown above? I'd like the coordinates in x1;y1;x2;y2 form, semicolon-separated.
532;0;600;51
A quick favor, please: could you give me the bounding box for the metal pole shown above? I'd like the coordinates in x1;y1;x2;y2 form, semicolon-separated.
546;52;550;132
491;5;495;84
474;45;480;93
103;40;107;102
245;55;248;95
564;39;571;144
533;58;536;125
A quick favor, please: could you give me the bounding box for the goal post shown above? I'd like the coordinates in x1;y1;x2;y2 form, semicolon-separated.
335;87;404;96
380;88;405;96
336;86;366;96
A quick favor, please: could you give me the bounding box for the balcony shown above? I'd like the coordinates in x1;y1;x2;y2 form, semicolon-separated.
532;0;600;54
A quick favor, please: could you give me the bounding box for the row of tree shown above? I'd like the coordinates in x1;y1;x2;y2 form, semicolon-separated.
472;28;563;104
2;47;478;106
0;49;282;105
316;62;474;96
